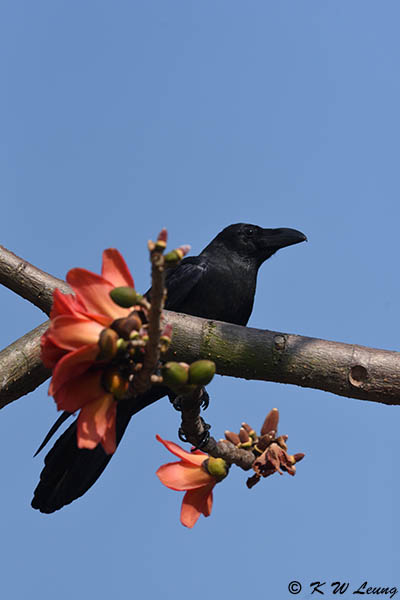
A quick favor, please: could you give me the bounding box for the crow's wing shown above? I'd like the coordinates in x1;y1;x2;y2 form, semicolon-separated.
164;257;207;311
33;410;72;457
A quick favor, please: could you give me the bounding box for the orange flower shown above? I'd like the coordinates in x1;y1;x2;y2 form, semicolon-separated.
41;249;134;454
156;435;227;528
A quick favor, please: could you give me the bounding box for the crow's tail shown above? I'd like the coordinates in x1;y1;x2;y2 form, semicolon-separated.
31;387;168;513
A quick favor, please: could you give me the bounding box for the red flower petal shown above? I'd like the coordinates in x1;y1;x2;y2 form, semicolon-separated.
50;288;86;319
53;368;105;413
67;268;130;320
101;249;134;288
50;288;113;329
41;330;67;368
156;434;206;467
77;394;116;454
156;461;213;491
49;344;99;396
180;485;214;528
47;315;104;351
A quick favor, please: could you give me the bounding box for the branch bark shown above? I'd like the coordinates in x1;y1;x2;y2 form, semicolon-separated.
1;244;400;409
0;322;51;406
0;245;71;314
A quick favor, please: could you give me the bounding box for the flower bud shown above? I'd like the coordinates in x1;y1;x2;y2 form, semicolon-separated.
261;408;279;436
204;457;228;480
159;337;171;354
157;228;168;244
239;427;250;443
164;245;191;266
162;362;189;389
152;229;168;252
292;453;305;463
159;323;173;353
188;360;216;386
238;427;253;449
97;328;119;361
241;423;257;442
164;250;182;265
112;312;143;339
224;430;240;445
109;286;142;308
116;338;128;352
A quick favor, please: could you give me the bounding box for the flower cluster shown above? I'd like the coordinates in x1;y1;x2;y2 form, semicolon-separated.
224;408;304;488
41;248;149;454
156;408;304;528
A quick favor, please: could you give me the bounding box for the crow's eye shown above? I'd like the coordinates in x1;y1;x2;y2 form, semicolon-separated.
245;228;254;237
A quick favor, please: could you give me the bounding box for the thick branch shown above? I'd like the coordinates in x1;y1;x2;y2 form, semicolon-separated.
0;245;71;315
1;245;400;408
0;322;51;407
2;311;400;409
165;312;400;405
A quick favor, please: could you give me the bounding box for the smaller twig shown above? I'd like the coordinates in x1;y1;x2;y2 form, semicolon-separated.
178;388;254;471
130;233;166;395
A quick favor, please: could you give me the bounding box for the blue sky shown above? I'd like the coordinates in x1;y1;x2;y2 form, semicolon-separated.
1;2;400;598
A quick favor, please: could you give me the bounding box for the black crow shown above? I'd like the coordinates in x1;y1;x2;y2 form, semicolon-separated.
32;223;306;513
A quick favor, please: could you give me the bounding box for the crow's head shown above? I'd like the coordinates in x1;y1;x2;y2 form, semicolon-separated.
212;223;307;266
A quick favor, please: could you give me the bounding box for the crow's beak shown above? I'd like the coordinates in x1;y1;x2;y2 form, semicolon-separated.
265;228;307;251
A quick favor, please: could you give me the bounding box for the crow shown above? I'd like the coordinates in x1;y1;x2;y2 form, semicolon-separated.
31;223;306;513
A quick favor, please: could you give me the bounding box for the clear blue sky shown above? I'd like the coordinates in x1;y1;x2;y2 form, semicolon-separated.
1;2;400;598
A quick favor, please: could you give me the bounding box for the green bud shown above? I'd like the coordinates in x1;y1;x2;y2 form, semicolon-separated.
116;338;128;352
204;457;228;480
162;362;189;389
110;287;142;308
164;249;183;266
188;360;216;386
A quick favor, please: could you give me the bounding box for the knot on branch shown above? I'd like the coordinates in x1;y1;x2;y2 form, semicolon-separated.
349;364;368;388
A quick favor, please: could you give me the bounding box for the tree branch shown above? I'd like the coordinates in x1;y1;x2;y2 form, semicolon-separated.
1;244;400;409
0;322;51;407
0;245;71;315
165;312;400;405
